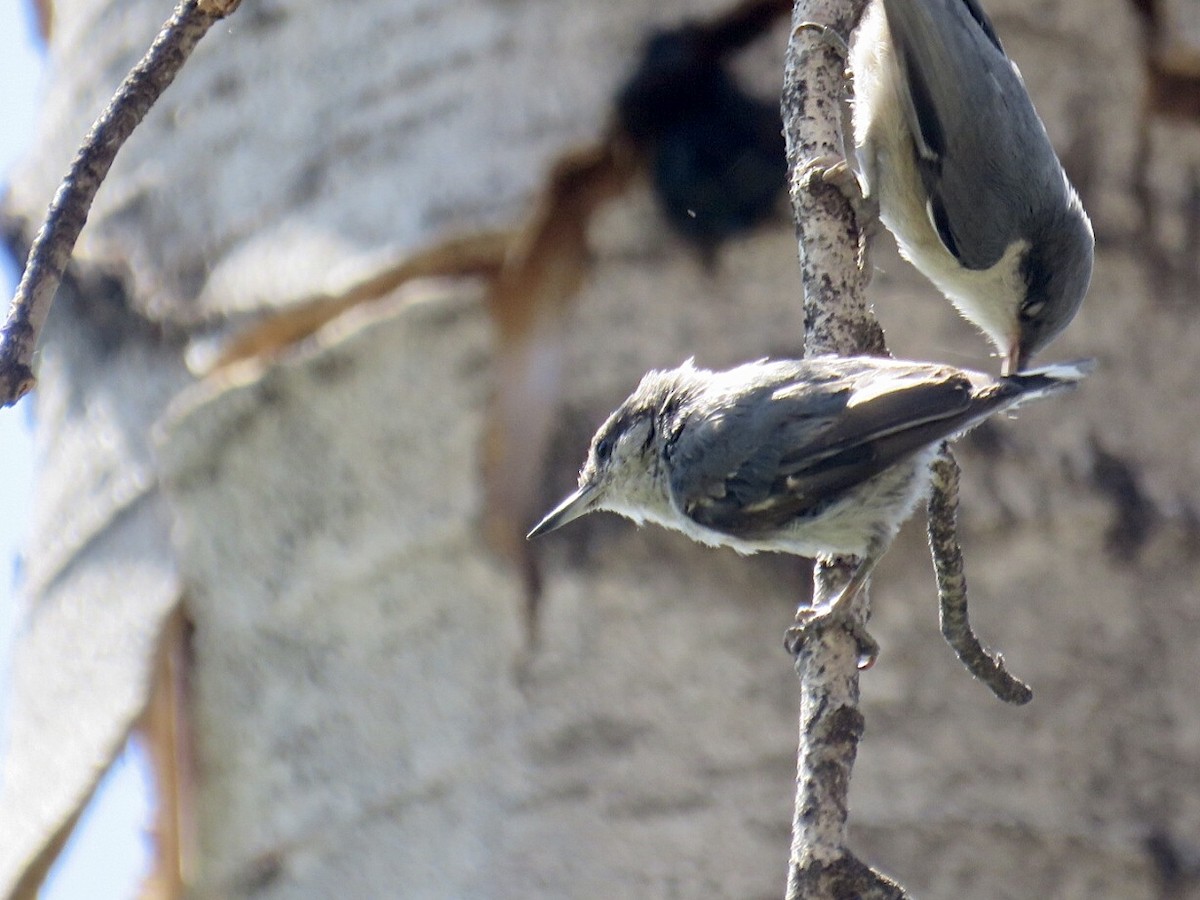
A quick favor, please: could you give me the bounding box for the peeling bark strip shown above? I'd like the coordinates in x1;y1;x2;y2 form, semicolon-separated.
782;0;910;896
928;447;1034;704
0;0;243;407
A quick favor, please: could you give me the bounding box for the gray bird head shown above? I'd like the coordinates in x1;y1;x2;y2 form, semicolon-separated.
527;366;697;538
1008;190;1094;374
931;195;1094;376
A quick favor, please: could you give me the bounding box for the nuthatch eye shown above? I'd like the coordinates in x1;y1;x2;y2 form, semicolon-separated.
529;356;1089;618
851;0;1094;374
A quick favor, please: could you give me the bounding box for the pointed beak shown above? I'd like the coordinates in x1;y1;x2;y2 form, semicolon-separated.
1001;342;1025;377
527;481;601;539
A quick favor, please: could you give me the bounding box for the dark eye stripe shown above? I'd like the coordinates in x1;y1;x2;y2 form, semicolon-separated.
642;417;656;451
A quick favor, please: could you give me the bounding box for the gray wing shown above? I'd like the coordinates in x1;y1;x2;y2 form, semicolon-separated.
666;361;976;538
882;0;1057;269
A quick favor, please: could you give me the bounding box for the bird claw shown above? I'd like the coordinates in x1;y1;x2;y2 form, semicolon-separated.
784;609;880;670
799;155;850;190
793;21;851;62
798;156;880;233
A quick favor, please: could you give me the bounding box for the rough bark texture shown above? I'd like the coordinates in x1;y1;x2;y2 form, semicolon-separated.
928;448;1034;704
780;2;905;896
4;0;1200;897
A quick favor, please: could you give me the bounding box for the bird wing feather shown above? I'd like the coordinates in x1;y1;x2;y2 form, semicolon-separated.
667;361;977;537
881;0;1052;270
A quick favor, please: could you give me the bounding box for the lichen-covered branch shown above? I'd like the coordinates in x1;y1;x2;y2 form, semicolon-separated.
927;447;1034;704
0;0;243;407
781;0;908;896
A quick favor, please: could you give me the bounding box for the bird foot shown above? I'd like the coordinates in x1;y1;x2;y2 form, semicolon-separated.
793;21;851;62
798;156;880;235
784;607;880;670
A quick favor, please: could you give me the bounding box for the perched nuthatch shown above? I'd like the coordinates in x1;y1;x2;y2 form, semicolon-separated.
529;356;1089;617
851;0;1094;374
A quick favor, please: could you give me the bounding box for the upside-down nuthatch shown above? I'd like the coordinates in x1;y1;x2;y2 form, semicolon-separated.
851;0;1094;374
529;356;1089;617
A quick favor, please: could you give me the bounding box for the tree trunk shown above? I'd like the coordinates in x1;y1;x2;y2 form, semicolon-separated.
3;0;1200;897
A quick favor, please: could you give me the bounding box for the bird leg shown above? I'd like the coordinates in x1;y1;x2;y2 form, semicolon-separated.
791;20;881;251
798;156;880;241
793;20;851;62
784;554;881;669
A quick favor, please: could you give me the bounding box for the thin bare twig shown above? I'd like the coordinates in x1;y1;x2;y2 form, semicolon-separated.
0;0;243;407
781;0;908;896
927;447;1033;704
